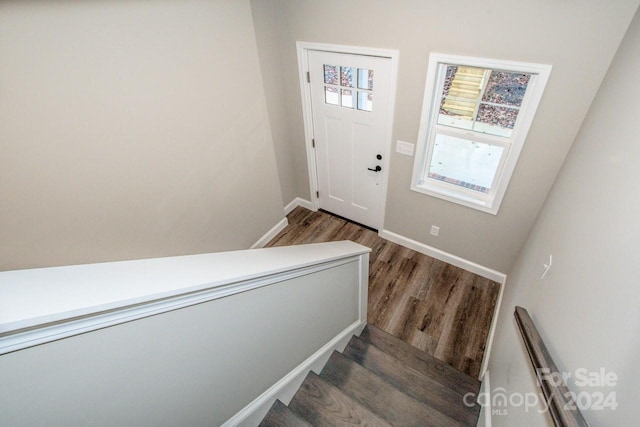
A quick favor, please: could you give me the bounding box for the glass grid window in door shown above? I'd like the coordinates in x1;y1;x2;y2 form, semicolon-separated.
323;64;374;111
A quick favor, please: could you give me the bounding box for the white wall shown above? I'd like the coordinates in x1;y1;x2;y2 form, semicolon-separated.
251;0;638;273
488;9;640;426
0;0;284;271
0;258;361;426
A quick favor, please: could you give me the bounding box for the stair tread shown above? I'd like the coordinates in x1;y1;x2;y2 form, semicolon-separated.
321;351;465;427
344;335;480;426
359;325;481;396
442;104;475;112
259;399;311;427
448;88;481;95
289;372;392;427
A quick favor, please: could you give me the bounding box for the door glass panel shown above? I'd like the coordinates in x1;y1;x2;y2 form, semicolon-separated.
324;65;339;85
357;92;373;112
357;68;373;90
341;89;354;108
325;86;339;105
427;133;503;194
341;66;354;87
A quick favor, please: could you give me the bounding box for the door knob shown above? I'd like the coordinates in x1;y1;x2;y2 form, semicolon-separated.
376;154;382;160
368;165;382;172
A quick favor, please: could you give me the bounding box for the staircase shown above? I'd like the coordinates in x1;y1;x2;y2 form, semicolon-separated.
260;324;481;426
442;66;486;120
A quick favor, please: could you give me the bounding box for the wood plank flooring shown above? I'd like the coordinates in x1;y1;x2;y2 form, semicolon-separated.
260;324;481;426
266;207;500;379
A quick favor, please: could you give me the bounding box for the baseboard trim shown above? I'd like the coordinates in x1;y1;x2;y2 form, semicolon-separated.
250;217;288;249
478;277;506;379
478;370;492;427
223;320;366;427
378;229;506;284
284;197;314;215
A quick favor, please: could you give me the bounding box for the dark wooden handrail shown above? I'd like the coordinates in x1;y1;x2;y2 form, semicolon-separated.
514;306;589;427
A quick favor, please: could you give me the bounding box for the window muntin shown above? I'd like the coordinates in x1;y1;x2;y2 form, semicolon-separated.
411;54;551;214
323;63;374;111
437;65;531;138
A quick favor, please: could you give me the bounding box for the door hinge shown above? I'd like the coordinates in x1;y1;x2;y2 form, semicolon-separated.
316;191;320;198
306;71;310;83
312;138;315;148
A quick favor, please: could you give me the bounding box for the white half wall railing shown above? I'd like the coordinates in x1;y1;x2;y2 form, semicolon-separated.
0;241;371;427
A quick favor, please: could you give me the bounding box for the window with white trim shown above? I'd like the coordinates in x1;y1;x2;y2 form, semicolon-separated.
411;54;551;214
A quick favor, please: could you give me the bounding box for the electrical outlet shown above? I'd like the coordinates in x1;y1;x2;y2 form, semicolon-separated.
430;225;440;237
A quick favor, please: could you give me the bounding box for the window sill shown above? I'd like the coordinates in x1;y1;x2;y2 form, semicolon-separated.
410;182;499;215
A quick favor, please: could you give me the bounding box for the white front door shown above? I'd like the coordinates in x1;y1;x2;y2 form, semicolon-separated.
307;50;392;229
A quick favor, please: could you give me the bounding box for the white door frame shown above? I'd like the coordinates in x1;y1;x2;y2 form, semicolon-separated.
296;42;399;230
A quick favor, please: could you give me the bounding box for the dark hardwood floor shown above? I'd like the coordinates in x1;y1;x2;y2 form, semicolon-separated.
266;207;500;379
262;324;481;426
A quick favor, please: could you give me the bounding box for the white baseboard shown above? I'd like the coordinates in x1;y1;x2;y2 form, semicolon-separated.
477;371;492;427
284;197;314;215
478;276;506;380
250;218;288;249
378;229;506;284
223;320;366;427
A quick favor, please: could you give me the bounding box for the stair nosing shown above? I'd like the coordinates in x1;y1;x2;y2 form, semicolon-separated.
343;334;480;425
321;350;466;427
289;371;393;427
259;399;311;427
359;325;481;392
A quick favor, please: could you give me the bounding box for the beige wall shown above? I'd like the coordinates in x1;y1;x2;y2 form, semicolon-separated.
488;9;640;425
250;0;298;206
0;0;284;271
253;0;639;272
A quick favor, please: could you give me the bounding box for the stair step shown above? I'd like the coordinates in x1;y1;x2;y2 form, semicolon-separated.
451;81;481;89
289;372;392;426
321;351;464;427
343;335;480;425
456;67;485;76
442;99;477;107
259;399;311;427
442;104;475;113
358;325;481;396
447;87;481;96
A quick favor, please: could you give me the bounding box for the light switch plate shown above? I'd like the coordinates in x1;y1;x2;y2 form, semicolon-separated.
396;140;415;156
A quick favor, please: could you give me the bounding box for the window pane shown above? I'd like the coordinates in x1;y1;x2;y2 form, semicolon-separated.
428;133;504;194
357;91;373;111
324;65;338;85
474;104;519;137
357;68;373;90
482;71;530;107
438;66;531;138
325;86;339;105
438;65;484;130
341;89;354;108
341;66;354;87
